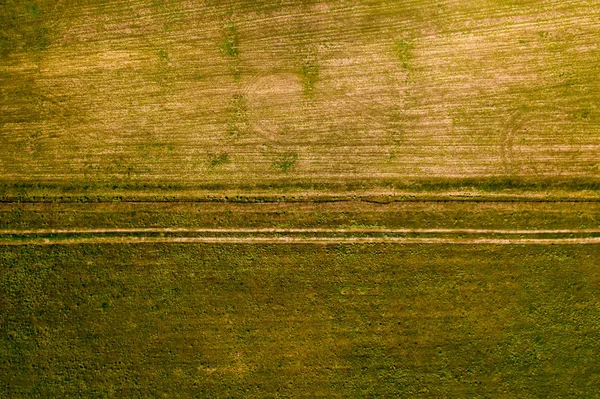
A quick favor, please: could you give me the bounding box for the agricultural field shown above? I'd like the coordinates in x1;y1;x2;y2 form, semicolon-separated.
1;0;600;397
0;0;599;191
2;244;600;397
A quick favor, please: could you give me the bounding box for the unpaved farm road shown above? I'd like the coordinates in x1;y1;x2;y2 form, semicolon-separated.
1;228;599;245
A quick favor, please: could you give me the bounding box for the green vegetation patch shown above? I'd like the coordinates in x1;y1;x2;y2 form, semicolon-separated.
395;39;413;69
219;19;239;58
272;151;298;172
219;17;241;79
207;152;230;169
299;46;319;95
227;93;248;137
1;244;599;397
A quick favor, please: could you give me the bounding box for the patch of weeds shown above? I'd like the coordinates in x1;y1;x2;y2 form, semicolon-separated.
219;19;239;58
300;46;319;95
158;49;169;61
395;39;413;69
273;152;298;172
208;153;230;169
219;17;241;79
573;109;590;120
227;94;248;137
227;124;240;137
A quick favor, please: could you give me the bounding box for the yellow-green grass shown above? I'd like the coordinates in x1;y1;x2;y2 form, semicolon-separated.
2;244;599;397
1;0;599;193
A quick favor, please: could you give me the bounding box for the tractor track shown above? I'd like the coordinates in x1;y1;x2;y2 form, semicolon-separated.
2;228;600;235
1;228;599;245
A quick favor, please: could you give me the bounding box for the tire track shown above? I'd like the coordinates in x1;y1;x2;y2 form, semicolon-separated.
1;228;598;246
1;236;599;246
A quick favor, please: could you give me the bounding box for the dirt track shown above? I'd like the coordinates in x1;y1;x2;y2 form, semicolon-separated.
1;228;598;246
2;227;600;235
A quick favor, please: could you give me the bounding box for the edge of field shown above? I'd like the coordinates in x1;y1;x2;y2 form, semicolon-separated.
2;177;600;203
2;189;600;204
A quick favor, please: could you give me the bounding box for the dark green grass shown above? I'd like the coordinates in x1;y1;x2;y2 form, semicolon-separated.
2;244;599;397
1;178;600;202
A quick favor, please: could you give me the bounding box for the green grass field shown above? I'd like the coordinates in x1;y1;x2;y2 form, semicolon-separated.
2;244;600;397
2;0;600;397
1;199;599;230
